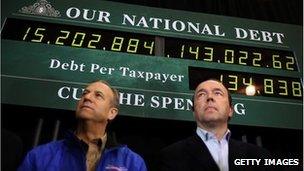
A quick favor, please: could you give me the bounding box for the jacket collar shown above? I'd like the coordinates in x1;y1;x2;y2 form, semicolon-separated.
64;130;120;152
184;134;220;171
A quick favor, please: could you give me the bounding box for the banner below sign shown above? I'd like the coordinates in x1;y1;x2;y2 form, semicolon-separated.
2;75;302;129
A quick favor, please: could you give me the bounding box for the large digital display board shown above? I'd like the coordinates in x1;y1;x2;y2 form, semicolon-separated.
1;0;303;129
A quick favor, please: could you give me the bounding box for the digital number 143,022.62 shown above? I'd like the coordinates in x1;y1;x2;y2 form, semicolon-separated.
165;40;297;71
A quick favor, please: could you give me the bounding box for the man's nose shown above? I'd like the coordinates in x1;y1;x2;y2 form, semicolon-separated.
82;92;93;101
206;94;214;102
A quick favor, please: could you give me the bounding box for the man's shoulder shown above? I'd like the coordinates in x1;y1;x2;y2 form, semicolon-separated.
109;145;144;160
105;145;147;170
161;135;198;154
157;135;212;171
28;140;66;155
230;139;265;150
229;139;271;158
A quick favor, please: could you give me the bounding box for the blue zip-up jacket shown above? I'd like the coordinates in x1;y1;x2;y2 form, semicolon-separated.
18;132;147;171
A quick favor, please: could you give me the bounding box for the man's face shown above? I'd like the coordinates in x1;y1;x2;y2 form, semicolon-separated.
76;82;118;123
193;80;233;126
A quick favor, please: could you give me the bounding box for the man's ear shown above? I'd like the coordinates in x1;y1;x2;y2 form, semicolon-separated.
228;106;234;118
108;107;118;121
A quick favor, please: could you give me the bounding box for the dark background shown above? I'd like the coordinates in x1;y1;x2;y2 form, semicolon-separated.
2;0;303;170
2;103;303;170
109;0;302;25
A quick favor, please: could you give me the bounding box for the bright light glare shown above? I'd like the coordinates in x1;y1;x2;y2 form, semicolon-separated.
246;85;256;96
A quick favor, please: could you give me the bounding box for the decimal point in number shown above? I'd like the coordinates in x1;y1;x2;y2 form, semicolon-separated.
47;41;50;44
103;47;106;50
217;60;220;63
167;55;170;57
257;90;260;94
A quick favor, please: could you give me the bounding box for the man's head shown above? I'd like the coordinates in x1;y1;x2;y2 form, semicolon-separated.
192;79;233;128
76;80;119;123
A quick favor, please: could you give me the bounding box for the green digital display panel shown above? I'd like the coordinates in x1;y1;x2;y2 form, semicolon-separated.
189;67;302;100
2;18;156;56
1;0;303;129
2;18;298;71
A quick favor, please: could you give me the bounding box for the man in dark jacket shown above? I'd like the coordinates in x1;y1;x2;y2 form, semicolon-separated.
159;79;271;171
18;80;147;171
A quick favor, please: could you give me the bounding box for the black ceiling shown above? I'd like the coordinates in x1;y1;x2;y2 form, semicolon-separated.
107;0;302;25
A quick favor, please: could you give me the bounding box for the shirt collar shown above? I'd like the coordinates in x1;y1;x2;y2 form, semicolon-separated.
90;133;107;151
65;130;120;150
196;127;231;141
65;131;108;152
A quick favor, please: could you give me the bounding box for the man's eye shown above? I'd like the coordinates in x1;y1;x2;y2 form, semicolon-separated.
95;93;103;98
197;92;206;97
215;91;223;96
82;91;88;96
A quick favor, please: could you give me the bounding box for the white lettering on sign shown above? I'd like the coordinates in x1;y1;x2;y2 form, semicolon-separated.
120;93;145;106
49;58;86;72
66;7;111;23
64;7;287;44
150;96;192;111
119;66;184;83
234;27;284;44
122;14;226;37
234;103;246;115
90;63;115;75
57;86;83;100
56;87;248;114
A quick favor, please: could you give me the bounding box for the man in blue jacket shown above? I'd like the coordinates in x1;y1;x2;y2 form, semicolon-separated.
18;80;147;171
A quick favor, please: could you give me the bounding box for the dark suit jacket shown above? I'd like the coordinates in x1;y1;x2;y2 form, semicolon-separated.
159;134;273;171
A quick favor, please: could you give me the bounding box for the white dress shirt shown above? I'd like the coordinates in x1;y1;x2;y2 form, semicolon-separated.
196;127;231;171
